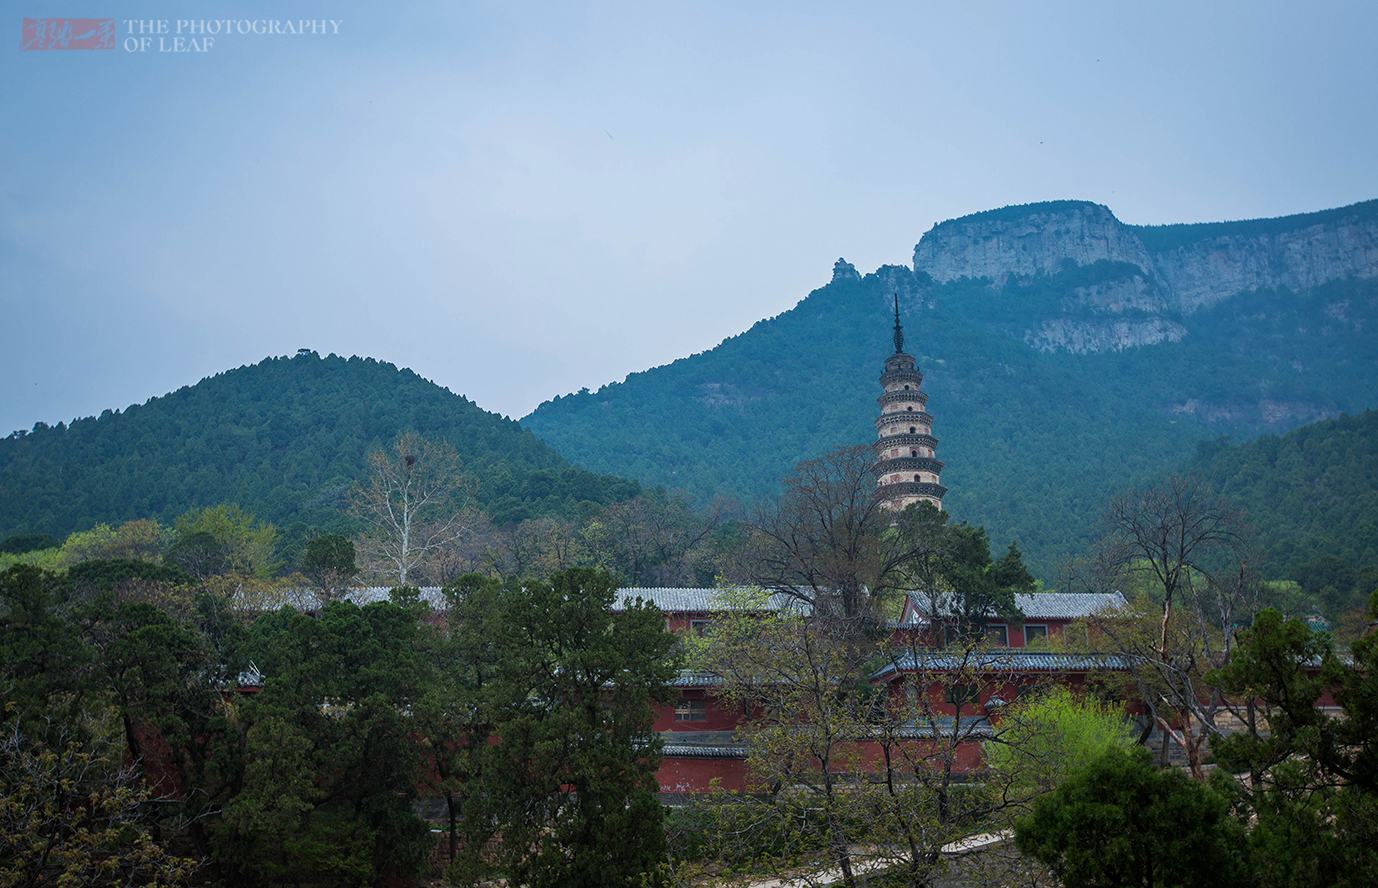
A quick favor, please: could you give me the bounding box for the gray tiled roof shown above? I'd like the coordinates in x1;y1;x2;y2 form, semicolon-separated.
270;586;447;611
904;591;1126;623
617;587;803;614
871;651;1130;681
1015;591;1127;619
669;670;725;688
662;744;747;758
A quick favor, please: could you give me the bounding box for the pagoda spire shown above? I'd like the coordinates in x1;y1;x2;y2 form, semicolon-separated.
872;300;946;513
892;293;904;354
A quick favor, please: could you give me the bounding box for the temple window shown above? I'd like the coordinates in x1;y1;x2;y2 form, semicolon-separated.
674;699;707;721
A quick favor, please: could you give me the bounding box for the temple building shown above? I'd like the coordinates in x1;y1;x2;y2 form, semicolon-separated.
874;296;947;511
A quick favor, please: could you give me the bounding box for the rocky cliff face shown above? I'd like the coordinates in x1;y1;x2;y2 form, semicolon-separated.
1147;213;1378;312
913;201;1156;282
1024;317;1186;354
911;199;1378;353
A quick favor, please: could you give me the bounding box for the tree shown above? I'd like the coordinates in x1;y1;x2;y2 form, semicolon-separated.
216;600;434;886
416;574;509;868
169;505;277;578
351;430;475;586
1064;475;1258;779
1206;601;1378;886
0;533;57;555
985;685;1136;794
298;534;357;603
454;569;677;888
0;565;91;728
692;602;874;887
51;520;170;568
692;599;1052;888
900;505;1034;641
0;710;200;888
67;559;195;593
479;515;588;581
585;489;733;587
743;445;903;619
1015;746;1246;888
164;531;230;581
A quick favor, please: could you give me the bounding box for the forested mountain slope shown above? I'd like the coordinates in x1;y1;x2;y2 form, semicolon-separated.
523;200;1378;579
1191;409;1378;574
0;351;638;538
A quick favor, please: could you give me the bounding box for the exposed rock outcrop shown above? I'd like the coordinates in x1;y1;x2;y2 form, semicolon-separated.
913;201;1155;283
832;258;861;283
1025;317;1187;354
1061;272;1168;315
1146;214;1378;312
909;199;1378;353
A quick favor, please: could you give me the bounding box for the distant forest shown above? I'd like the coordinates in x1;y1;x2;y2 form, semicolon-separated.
0;352;639;540
1;295;1375;597
1192;409;1378;571
524;262;1378;579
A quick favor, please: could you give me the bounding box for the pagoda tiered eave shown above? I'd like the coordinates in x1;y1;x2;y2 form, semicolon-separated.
877;390;930;408
873;432;938;450
875;411;934;430
874;456;945;474
876;480;949;500
879;368;925;388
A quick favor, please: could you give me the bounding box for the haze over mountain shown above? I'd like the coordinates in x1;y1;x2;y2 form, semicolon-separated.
523;199;1378;578
0;352;639;541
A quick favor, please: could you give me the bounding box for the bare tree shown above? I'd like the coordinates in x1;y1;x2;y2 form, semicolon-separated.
691;603;1055;888
586;489;733;587
743;445;956;620
1063;475;1259;779
351;431;476;586
479;516;587;581
741;445;888;619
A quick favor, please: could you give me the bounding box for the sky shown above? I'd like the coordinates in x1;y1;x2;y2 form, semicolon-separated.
3;1;1377;435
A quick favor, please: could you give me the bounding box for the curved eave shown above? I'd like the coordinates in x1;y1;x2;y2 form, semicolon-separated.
875;411;934;430
874;456;945;474
877;390;930;408
877;480;948;499
874;432;938;449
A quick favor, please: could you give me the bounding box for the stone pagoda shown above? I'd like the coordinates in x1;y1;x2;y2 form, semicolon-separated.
874;295;947;511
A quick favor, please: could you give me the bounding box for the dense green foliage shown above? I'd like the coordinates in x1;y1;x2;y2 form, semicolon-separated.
0;532;56;554
0;351;640;540
525;256;1378;579
1015;745;1247;888
220;600;435;886
0;562;677;888
985;686;1136;793
447;569;677;888
1190;409;1378;575
1206;604;1378;887
66;557;196;590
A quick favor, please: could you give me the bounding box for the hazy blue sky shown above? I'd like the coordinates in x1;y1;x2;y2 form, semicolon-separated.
4;1;1376;434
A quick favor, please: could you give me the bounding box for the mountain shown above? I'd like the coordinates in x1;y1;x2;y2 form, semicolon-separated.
1191;409;1378;576
0;351;639;539
523;200;1378;579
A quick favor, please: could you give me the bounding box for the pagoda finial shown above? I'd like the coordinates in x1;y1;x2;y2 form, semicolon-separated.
892;293;904;353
